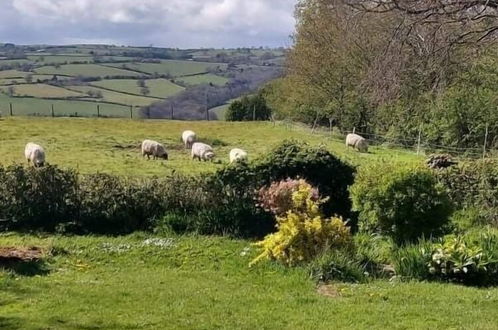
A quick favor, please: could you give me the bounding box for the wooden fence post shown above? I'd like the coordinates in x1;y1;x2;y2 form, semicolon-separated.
97;105;100;118
9;103;13;116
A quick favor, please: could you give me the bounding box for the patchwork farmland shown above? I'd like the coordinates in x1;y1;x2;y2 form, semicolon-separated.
0;45;284;119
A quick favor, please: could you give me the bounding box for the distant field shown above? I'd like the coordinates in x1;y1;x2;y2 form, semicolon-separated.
26;55;93;64
35;64;143;78
177;73;229;86
0;70;27;79
0;94;130;117
106;60;225;77
209;103;230;120
1;84;84;98
0;58;31;66
67;85;159;106
92;78;184;98
0;117;421;176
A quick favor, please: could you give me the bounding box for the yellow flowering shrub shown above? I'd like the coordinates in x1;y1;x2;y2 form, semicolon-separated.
250;181;352;266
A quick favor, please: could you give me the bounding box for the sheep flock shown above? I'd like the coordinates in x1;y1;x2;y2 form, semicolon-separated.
24;129;368;168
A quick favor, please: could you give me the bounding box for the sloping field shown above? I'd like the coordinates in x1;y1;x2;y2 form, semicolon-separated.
34;64;143;77
67;85;159;106
106;60;225;77
0;117;421;176
0;70;28;79
92;78;184;98
177;73;229;86
0;84;84;98
0;94;129;117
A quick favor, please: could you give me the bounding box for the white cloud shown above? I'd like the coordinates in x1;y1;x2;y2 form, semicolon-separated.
4;0;296;47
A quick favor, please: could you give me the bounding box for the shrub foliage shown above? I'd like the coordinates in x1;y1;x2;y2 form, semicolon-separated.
251;181;352;266
351;164;453;244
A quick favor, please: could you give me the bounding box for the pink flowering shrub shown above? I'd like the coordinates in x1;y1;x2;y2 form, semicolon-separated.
257;178;320;216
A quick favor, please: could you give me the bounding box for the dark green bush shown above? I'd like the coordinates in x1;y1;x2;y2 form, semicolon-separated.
213;140;355;220
437;160;498;228
351;163;453;244
225;93;272;121
0;165;78;231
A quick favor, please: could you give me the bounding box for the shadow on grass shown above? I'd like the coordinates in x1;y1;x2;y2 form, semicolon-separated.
0;260;50;277
0;316;25;330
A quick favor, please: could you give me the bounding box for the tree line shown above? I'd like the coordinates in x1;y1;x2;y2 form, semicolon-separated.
264;0;498;149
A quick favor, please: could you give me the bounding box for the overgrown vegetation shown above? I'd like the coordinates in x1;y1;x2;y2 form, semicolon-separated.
266;0;498;148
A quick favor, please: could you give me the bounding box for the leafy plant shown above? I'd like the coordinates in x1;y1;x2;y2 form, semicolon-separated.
351;163;453;244
251;181;352;266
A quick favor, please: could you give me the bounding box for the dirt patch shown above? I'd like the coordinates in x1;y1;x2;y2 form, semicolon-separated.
317;284;341;298
112;142;141;150
0;246;43;263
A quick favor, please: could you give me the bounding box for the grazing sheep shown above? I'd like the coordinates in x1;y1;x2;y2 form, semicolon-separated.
182;130;197;149
191;142;215;161
346;133;369;153
141;139;168;160
229;148;248;164
24;143;45;167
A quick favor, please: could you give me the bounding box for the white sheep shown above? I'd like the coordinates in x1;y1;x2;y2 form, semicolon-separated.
182;130;197;149
24;142;46;167
346;133;369;153
191;142;215;161
141;139;168;160
229;148;248;164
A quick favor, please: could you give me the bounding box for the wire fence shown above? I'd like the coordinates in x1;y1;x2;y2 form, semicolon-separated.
273;119;498;161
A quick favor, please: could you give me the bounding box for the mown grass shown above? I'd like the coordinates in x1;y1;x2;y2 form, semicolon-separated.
177;73;229;86
34;64;142;78
0;117;421;176
1;84;84;98
1;233;498;330
92;78;184;98
106;60;226;77
67;85;159;106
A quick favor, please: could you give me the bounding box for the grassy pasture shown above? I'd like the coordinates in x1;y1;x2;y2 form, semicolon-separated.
177;73;229;86
34;64;143;78
26;55;93;64
0;95;130;118
92;78;184;98
0;70;27;79
67;85;159;106
1;233;497;329
1;84;84;98
0;117;421;177
106;60;226;77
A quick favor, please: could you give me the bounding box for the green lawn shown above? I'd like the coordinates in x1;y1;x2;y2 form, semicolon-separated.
34;64;143;78
1;84;84;98
0;95;130;118
1;233;497;329
177;73;229;86
92;78;184;98
66;85;159;106
106;60;226;77
0;117;422;176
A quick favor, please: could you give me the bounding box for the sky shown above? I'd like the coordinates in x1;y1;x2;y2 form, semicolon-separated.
0;0;296;48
